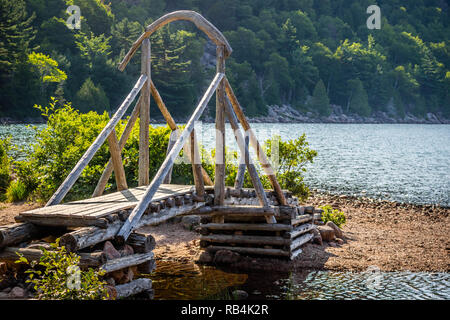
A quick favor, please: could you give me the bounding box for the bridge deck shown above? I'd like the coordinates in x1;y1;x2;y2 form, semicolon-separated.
18;184;195;223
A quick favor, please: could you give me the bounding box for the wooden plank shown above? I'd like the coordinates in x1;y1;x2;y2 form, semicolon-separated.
118;10;232;72
92;96;141;197
214;45;226;211
139;38;151;186
289;223;315;239
224;77;287;206
200;234;290;246
20;185;193;220
107;131;128;191
46;75;147;206
191;129;205;198
19;216;109;228
117;73;225;241
291;214;313;226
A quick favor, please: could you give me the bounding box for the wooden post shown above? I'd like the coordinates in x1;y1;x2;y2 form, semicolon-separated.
162;130;177;184
191;129;205;198
214;45;226;224
224;100;276;223
46;75;147;206
223;77;287;206
139;38;151;186
116;73;224;241
150;80;213;186
107;131;128;191
92;96;141;197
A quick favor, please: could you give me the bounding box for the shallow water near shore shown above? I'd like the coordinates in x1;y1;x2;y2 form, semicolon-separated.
2;123;448;206
145;260;450;300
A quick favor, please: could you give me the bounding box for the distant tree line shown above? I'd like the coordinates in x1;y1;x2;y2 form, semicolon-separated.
0;0;449;120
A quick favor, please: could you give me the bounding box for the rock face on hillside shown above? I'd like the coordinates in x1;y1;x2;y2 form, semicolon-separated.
245;104;449;124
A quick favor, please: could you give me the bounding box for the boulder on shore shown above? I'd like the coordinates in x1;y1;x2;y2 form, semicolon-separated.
325;221;344;239
317;225;335;242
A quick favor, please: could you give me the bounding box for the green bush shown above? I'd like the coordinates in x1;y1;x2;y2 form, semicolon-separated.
320;205;346;228
263;134;317;201
16;239;109;300
0;137;12;201
6;179;28;202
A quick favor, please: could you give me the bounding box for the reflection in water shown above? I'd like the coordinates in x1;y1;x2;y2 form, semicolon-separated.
143;261;450;300
144;260;248;300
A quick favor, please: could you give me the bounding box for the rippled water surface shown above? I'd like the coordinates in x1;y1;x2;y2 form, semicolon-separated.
145;261;450;300
1;123;449;205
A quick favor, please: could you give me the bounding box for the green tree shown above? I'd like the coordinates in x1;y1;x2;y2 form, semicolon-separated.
74;78;109;113
347;78;371;117
310;79;331;116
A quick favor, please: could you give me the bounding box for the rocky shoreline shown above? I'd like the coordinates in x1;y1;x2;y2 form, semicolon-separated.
2;103;449;125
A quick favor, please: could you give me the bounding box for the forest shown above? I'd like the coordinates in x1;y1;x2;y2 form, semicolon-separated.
0;0;449;121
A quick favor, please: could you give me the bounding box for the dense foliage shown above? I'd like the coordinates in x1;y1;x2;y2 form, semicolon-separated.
16;239;109;300
0;0;448;120
12;100;315;202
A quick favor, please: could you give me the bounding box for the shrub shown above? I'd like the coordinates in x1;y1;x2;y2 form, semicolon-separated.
263;134;317;201
16;239;109;300
6;180;28;202
320;205;346;227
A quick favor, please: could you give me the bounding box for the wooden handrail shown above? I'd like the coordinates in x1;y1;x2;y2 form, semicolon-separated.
118;10;232;72
46;74;148;206
117;72;225;241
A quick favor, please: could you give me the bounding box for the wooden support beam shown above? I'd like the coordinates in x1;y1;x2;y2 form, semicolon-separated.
162;130;177;184
107;131;128;191
139;38;151;186
224;100;276;224
150;80;213;186
100;252;154;273
191;129;205;198
223;77;287;206
46;74;147;206
214;45;226;216
117;73;224;241
92;96;141;197
118;10;232;71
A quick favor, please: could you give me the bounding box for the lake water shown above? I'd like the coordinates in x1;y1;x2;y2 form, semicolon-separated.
147;260;450;300
1;123;449;206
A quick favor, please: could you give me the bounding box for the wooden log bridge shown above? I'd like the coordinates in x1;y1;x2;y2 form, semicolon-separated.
0;11;316;299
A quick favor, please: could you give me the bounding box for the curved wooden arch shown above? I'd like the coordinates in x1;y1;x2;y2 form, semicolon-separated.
118;10;232;71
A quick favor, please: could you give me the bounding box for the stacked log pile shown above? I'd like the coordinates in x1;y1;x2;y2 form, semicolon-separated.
197;188;316;260
0;192;205;299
